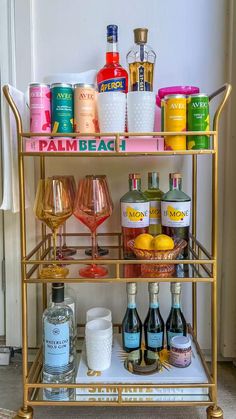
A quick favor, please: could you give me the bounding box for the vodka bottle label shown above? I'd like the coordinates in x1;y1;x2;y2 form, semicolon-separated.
161;201;191;227
149;200;161;225
121;202;149;228
44;321;70;369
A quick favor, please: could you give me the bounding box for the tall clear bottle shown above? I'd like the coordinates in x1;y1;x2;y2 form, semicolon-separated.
49;284;77;337
121;173;149;259
144;282;164;352
43;283;75;400
144;172;164;235
127;28;156;91
161;173;191;259
122;283;142;352
166;283;187;350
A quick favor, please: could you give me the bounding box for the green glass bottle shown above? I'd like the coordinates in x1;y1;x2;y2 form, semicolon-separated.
161;173;191;259
122;283;142;352
166;282;187;350
144;282;164;352
144;172;164;235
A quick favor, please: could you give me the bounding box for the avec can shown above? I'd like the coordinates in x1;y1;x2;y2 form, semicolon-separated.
29;83;51;134
187;94;209;150
51;83;73;133
74;84;98;133
163;94;187;150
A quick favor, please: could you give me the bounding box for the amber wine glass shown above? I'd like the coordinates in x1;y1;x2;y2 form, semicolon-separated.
73;175;113;278
34;178;73;278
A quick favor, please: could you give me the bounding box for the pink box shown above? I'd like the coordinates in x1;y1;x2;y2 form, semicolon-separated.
24;137;164;153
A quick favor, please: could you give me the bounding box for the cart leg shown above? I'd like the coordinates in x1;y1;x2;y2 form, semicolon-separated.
206;406;223;419
13;406;34;419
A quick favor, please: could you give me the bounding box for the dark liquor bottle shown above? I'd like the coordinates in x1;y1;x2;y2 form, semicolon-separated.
161;173;191;259
144;282;164;352
122;283;142;352
166;282;187;350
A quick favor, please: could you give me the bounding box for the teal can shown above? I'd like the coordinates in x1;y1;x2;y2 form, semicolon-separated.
187;94;209;150
51;83;74;133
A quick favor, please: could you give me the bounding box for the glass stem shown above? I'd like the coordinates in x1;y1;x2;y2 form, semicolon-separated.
53;229;57;261
63;222;66;247
91;230;97;260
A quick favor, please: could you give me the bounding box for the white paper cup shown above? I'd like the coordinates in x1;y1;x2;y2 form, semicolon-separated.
86;307;112;323
85;319;113;371
127;91;155;132
97;92;126;132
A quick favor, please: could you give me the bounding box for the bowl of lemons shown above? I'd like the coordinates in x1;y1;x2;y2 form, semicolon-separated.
128;234;187;277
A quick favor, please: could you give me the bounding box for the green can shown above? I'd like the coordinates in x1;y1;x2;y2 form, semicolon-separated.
51;83;74;133
187;94;209;149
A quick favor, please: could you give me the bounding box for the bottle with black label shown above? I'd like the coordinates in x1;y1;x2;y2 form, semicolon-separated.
127;28;156;92
122;283;142;352
166;282;187;350
144;282;164;352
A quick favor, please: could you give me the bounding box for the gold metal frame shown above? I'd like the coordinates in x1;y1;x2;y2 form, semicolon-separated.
2;83;232;418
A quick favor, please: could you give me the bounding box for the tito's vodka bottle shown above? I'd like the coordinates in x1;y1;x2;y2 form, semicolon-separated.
43;283;75;400
122;283;142;352
144;282;164;352
121;173;149;259
97;25;128;93
161;173;191;259
144;172;163;235
166;282;187;350
127;28;156;91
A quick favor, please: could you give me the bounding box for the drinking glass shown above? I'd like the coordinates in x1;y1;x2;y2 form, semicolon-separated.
73;175;113;278
34;178;73;278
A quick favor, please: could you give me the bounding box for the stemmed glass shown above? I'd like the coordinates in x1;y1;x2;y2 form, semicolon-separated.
34;178;73;278
74;175;113;278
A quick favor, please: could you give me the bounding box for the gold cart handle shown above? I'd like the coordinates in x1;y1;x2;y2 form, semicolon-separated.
209;83;232;131
2;84;23;134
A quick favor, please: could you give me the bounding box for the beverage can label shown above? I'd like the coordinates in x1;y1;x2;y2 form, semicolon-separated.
187;95;209;150
147;331;163;348
121;202;150;228
44;321;69;369
164;96;186;150
74;86;98;133
98;77;126;93
161;201;191;227
149;201;161;225
30;85;51;133
51;86;74;133
124;332;140;349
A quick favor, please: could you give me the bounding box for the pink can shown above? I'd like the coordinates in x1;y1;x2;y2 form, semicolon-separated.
29;83;51;133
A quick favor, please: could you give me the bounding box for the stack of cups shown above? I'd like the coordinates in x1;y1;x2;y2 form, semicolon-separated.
85;307;113;371
97;92;126;133
127;92;156;133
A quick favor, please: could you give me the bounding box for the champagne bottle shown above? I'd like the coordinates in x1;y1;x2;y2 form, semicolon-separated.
122;283;142;352
166;282;187;350
144;282;164;352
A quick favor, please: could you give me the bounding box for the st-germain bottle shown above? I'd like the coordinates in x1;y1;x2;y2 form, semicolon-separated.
127;28;156;91
121;173;150;259
144;172;164;235
144;282;164;352
97;25;128;93
161;173;191;259
166;282;187;350
122;282;142;352
42;283;75;400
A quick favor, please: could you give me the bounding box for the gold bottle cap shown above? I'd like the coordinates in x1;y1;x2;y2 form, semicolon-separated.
134;28;148;44
127;282;137;295
129;173;141;180
171;282;181;294
169;173;182;179
148;282;159;294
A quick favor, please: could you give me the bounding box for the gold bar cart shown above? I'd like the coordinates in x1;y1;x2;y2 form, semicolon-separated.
3;83;231;419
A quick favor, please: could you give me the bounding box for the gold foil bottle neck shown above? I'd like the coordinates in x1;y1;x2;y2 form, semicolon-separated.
127;282;137;295
134;28;148;44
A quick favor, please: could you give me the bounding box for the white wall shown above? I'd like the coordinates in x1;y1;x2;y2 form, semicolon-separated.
22;0;228;350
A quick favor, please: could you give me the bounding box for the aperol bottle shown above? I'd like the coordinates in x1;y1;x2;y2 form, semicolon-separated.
97;25;128;94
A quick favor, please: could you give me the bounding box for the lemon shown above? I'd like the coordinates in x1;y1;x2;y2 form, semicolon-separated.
152;234;174;251
134;233;154;250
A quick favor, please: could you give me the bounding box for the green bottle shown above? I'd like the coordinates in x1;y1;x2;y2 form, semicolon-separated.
144;172;163;235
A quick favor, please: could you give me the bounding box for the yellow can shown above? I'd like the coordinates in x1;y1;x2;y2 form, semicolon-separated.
164;94;187;150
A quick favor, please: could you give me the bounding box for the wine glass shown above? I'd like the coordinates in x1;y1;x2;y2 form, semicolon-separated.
52;175;77;259
34;178;73;278
73;175;113;278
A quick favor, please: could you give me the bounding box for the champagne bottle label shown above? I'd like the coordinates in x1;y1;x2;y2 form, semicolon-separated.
167;331;184;347
121;202;149;228
149;201;161;225
44;321;70;371
124;332;140;348
161;201;191;227
147;331;163;348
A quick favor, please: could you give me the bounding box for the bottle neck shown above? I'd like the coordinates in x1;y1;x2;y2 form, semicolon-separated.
127;293;136;309
52;284;64;304
149;292;159;308
129;178;141;191
172;293;180;309
106;41;120;64
170;178;182;191
148;173;159;190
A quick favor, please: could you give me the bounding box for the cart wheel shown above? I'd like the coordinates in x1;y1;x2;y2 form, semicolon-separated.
13;406;34;419
206;406;223;419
